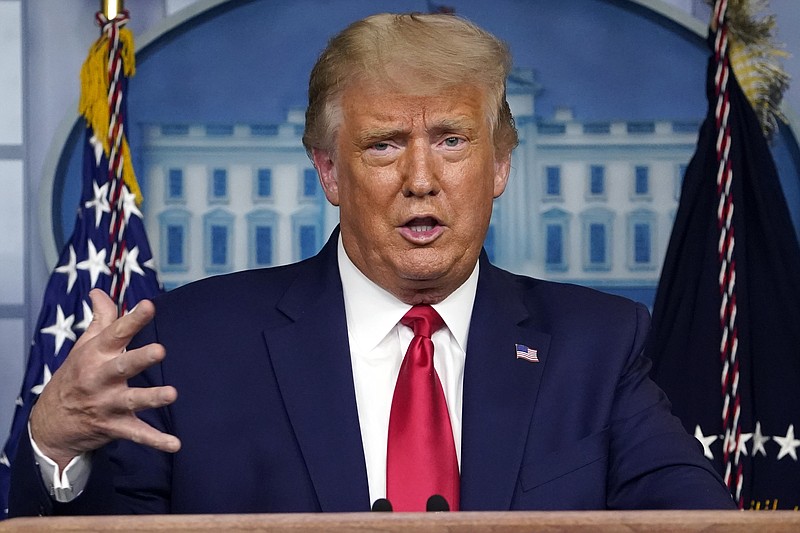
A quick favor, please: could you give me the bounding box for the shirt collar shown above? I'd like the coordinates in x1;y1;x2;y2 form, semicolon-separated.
337;235;478;353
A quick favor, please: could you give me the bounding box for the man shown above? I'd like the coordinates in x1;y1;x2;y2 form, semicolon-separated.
10;13;735;515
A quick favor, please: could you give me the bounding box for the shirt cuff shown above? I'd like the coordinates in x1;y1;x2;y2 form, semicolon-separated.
28;423;91;503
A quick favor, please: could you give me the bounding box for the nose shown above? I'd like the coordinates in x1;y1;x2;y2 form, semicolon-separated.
401;140;440;198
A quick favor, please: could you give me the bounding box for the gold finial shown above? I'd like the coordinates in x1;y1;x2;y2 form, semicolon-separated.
101;0;124;20
707;0;790;138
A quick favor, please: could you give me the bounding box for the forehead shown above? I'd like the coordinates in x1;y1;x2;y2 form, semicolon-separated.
338;80;489;132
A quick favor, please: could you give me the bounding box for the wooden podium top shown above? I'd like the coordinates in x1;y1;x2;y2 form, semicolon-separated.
2;511;799;532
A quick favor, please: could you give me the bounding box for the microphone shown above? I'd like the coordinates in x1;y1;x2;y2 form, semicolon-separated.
371;498;393;512
426;494;450;512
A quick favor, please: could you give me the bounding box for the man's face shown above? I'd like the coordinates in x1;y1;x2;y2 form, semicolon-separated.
313;80;510;304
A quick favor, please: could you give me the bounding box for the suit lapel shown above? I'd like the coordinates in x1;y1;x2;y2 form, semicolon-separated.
263;233;370;511
460;258;552;510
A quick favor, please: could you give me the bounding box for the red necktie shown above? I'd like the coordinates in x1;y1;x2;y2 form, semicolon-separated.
386;305;460;512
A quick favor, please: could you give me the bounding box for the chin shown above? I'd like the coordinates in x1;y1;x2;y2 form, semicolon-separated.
401;272;446;285
390;261;443;283
394;254;448;279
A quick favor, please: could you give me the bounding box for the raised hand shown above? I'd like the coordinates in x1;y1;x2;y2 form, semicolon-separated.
29;289;181;471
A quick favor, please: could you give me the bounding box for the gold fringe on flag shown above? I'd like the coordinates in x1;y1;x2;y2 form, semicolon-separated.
78;26;143;204
709;0;791;138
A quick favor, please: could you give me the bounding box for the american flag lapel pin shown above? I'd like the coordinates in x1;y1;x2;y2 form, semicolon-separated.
515;343;539;363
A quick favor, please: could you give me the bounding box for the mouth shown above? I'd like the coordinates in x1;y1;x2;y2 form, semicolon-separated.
399;216;444;243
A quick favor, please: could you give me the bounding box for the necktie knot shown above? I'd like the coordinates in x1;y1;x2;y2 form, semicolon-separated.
401;305;444;339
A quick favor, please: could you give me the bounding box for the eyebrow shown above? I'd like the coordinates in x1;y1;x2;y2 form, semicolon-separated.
355;126;409;145
427;117;477;136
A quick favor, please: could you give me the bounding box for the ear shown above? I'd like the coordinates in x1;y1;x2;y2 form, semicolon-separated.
492;152;511;198
312;148;340;206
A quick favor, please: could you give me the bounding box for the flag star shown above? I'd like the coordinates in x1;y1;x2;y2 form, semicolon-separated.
735;432;753;462
143;258;156;271
30;364;52;396
74;299;94;333
84;180;110;228
40;305;76;354
89;134;104;166
775;425;800;461
694;425;718;460
55;245;79;293
121;186;143;224
15;396;23;407
0;452;9;468
123;246;145;280
77;240;111;287
752;421;770;457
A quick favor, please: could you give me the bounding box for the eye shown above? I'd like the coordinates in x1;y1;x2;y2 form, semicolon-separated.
372;142;390;151
443;136;464;148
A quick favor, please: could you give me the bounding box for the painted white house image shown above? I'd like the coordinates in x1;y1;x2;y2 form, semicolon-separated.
142;69;698;298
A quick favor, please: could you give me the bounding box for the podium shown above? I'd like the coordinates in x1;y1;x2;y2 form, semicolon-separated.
2;511;800;532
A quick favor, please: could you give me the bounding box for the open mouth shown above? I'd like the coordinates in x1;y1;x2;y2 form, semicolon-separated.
400;216;443;242
404;216;440;232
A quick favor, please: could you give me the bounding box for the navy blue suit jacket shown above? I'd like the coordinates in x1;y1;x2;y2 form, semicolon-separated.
10;231;734;515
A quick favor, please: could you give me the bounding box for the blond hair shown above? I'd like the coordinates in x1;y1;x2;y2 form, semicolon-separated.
302;13;518;157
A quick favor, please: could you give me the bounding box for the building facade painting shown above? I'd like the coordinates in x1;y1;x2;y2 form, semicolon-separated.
41;0;800;310
499;76;697;300
142;108;335;290
143;70;696;301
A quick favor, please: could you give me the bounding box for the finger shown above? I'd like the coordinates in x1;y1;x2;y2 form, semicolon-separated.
118;386;178;414
108;416;182;454
75;289;118;346
93;298;156;354
99;342;166;383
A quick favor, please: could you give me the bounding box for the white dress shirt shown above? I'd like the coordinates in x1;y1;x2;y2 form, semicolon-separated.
33;236;479;507
337;237;477;506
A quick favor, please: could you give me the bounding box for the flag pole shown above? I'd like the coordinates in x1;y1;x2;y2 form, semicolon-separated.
85;0;141;314
101;0;124;21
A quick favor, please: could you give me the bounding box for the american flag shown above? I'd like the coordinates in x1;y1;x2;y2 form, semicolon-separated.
0;10;161;519
649;0;800;509
515;344;539;363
